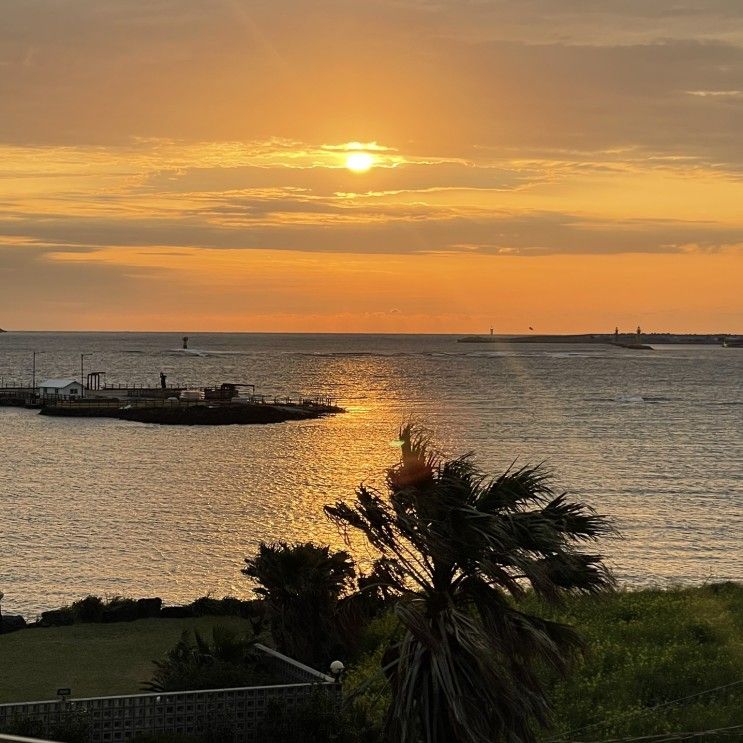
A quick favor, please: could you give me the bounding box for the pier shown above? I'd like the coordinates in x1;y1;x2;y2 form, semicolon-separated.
0;380;343;425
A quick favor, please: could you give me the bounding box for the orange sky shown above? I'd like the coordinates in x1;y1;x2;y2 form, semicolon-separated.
1;1;742;332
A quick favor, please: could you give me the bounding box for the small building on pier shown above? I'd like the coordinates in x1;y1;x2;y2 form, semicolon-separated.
37;378;84;398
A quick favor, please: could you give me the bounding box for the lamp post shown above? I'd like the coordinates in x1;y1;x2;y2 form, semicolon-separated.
329;660;345;685
80;353;92;396
31;351;44;401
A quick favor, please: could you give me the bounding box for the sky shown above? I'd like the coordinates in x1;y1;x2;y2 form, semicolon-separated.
1;0;742;332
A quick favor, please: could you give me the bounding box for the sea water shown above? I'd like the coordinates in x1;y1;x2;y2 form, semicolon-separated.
0;332;741;616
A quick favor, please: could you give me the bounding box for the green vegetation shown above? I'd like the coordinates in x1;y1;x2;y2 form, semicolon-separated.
145;626;278;692
258;690;379;743
0;585;740;741
345;583;743;742
0;615;255;702
538;582;743;740
34;594;257;627
243;541;355;667
325;425;613;743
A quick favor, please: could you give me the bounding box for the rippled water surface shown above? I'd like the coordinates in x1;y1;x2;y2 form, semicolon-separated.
1;332;741;616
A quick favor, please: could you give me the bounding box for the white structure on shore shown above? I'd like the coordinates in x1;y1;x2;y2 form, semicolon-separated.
37;378;84;397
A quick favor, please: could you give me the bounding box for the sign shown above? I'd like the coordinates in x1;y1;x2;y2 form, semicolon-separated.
57;688;71;697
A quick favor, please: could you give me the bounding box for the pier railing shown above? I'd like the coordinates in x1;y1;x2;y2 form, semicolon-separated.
42;394;338;409
1;387;339;410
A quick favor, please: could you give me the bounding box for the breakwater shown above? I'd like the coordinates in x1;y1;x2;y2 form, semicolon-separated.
40;399;342;425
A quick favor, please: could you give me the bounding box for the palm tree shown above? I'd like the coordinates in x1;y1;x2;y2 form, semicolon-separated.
243;541;356;667
325;425;614;743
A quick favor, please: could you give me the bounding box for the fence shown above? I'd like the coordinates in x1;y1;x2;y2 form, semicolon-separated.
0;645;338;743
42;395;339;410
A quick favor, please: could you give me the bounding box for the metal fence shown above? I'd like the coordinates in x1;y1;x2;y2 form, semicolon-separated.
0;645;338;743
42;395;338;409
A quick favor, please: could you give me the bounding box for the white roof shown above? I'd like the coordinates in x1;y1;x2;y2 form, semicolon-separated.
39;378;80;388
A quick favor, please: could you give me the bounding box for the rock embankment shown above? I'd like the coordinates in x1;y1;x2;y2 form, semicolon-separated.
40;401;343;425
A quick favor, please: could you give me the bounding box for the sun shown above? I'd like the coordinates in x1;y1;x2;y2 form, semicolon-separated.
345;151;375;172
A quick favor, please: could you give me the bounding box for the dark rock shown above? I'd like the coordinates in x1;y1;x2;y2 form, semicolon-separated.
0;614;26;633
136;597;162;618
40;608;74;626
101;599;138;623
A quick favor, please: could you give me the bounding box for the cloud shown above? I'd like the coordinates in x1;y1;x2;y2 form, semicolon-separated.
3;204;742;257
1;1;742;330
1;1;741;168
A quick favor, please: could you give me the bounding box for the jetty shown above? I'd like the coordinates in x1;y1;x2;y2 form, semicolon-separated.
0;379;343;426
40;396;341;425
461;332;734;347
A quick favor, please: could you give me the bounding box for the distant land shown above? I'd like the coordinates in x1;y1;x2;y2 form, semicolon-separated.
458;333;739;346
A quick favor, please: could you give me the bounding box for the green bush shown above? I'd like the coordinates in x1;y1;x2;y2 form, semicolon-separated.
345;584;743;741
144;625;279;692
258;689;380;743
188;595;258;619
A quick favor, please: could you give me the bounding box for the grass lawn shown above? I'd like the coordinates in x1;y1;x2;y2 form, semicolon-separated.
0;616;255;703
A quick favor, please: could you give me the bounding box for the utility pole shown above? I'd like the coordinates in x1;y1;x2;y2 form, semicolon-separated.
32;351;36;392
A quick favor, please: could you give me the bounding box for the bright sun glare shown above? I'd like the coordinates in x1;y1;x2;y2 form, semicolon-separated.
345;151;375;172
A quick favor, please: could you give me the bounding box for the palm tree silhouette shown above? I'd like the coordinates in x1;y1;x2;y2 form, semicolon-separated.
326;425;614;743
243;541;355;667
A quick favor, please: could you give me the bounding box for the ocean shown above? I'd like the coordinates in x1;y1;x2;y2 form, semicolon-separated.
1;332;741;617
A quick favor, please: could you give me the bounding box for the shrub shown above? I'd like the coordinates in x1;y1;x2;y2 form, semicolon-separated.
258;690;380;743
144;625;278;692
188;596;257;619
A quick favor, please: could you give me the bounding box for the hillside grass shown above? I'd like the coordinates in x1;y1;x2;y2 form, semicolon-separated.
346;583;743;741
0;616;256;703
535;582;743;739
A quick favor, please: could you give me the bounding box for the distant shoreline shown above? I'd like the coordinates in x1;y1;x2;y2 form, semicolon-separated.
1;329;741;338
458;333;735;346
